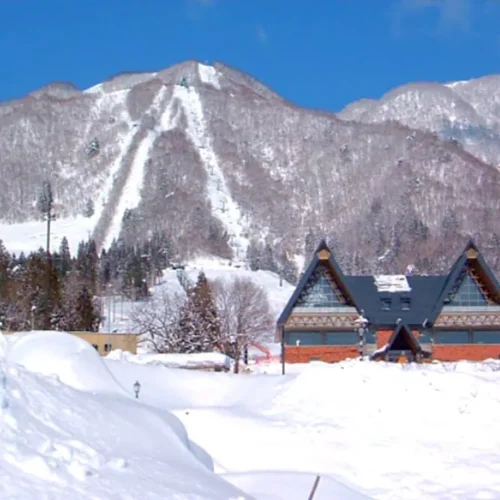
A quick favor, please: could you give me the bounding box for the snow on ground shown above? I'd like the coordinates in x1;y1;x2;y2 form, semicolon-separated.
105;356;500;500
6;331;129;394
0;331;250;499
0;216;95;256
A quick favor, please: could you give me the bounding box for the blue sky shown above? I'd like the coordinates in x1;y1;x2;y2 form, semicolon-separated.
1;0;499;112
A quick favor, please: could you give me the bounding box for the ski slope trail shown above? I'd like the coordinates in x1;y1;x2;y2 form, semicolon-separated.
174;77;249;261
101;86;177;250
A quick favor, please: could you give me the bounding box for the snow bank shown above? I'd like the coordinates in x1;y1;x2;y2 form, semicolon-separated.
5;331;128;395
0;331;251;499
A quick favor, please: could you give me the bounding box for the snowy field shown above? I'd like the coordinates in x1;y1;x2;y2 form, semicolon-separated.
3;330;500;499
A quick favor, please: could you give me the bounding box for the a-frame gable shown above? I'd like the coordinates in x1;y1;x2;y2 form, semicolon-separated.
386;322;421;353
429;238;500;324
277;239;360;326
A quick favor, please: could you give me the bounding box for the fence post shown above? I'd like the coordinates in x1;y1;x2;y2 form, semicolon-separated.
308;475;321;500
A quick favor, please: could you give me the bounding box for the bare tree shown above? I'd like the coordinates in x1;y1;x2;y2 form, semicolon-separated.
131;289;185;353
212;276;272;373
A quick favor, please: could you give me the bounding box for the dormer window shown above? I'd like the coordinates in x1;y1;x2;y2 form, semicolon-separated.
401;297;411;311
381;298;392;311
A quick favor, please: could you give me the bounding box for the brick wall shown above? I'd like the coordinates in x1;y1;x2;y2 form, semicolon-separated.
285;346;359;363
376;330;393;348
433;345;500;362
376;329;422;348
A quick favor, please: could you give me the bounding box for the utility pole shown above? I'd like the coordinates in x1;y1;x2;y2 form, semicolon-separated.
38;180;56;329
281;324;286;375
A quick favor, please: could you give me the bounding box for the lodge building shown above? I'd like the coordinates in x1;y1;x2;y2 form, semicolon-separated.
277;239;500;363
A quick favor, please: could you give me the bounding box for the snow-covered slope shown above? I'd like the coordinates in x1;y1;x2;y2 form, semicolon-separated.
0;330;250;499
106;356;500;499
172;81;249;258
338;76;500;167
3;61;500;275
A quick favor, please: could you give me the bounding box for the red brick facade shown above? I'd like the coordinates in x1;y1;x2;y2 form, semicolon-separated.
285;346;359;363
283;339;500;364
432;345;500;362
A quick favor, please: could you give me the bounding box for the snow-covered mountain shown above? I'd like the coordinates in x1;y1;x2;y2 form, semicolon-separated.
338;75;500;168
2;61;500;274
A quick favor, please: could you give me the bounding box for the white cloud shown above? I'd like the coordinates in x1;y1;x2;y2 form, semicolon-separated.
394;0;473;35
256;25;269;44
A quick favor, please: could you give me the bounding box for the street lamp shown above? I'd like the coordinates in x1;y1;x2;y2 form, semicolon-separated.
354;311;369;361
133;380;141;399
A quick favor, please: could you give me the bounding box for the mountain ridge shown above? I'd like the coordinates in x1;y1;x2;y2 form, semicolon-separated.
1;61;500;275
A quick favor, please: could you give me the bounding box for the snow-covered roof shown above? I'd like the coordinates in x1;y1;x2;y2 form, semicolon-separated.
373;275;411;293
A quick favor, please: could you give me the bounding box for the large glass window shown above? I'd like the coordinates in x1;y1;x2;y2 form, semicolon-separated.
473;331;500;344
285;332;323;346
325;332;359;345
433;331;471;344
295;265;346;308
448;273;488;307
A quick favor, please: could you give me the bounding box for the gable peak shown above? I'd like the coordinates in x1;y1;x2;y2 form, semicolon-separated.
463;237;479;256
314;239;332;261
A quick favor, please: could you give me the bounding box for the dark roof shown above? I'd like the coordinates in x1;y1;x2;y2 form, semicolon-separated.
277;239;360;326
345;275;446;328
427;238;500;324
372;322;422;356
277;237;500;330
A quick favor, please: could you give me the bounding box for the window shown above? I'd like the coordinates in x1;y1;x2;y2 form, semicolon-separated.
104;343;112;352
325;332;359;345
418;331;432;343
401;297;411;310
473;331;500;344
448;273;488;307
433;331;471;344
285;331;360;346
381;298;392;311
285;332;323;346
295;265;347;308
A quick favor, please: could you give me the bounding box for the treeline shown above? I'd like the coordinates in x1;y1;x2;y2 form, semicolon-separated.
0;231;171;332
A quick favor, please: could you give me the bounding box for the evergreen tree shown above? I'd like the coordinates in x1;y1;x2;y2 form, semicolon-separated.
280;253;299;285
178;272;220;352
121;248;149;300
75;285;98;331
246;240;261;271
58;237;72;278
19;250;62;330
83;198;95;218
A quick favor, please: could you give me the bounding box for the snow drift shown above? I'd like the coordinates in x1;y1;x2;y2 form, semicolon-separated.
0;331;250;499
